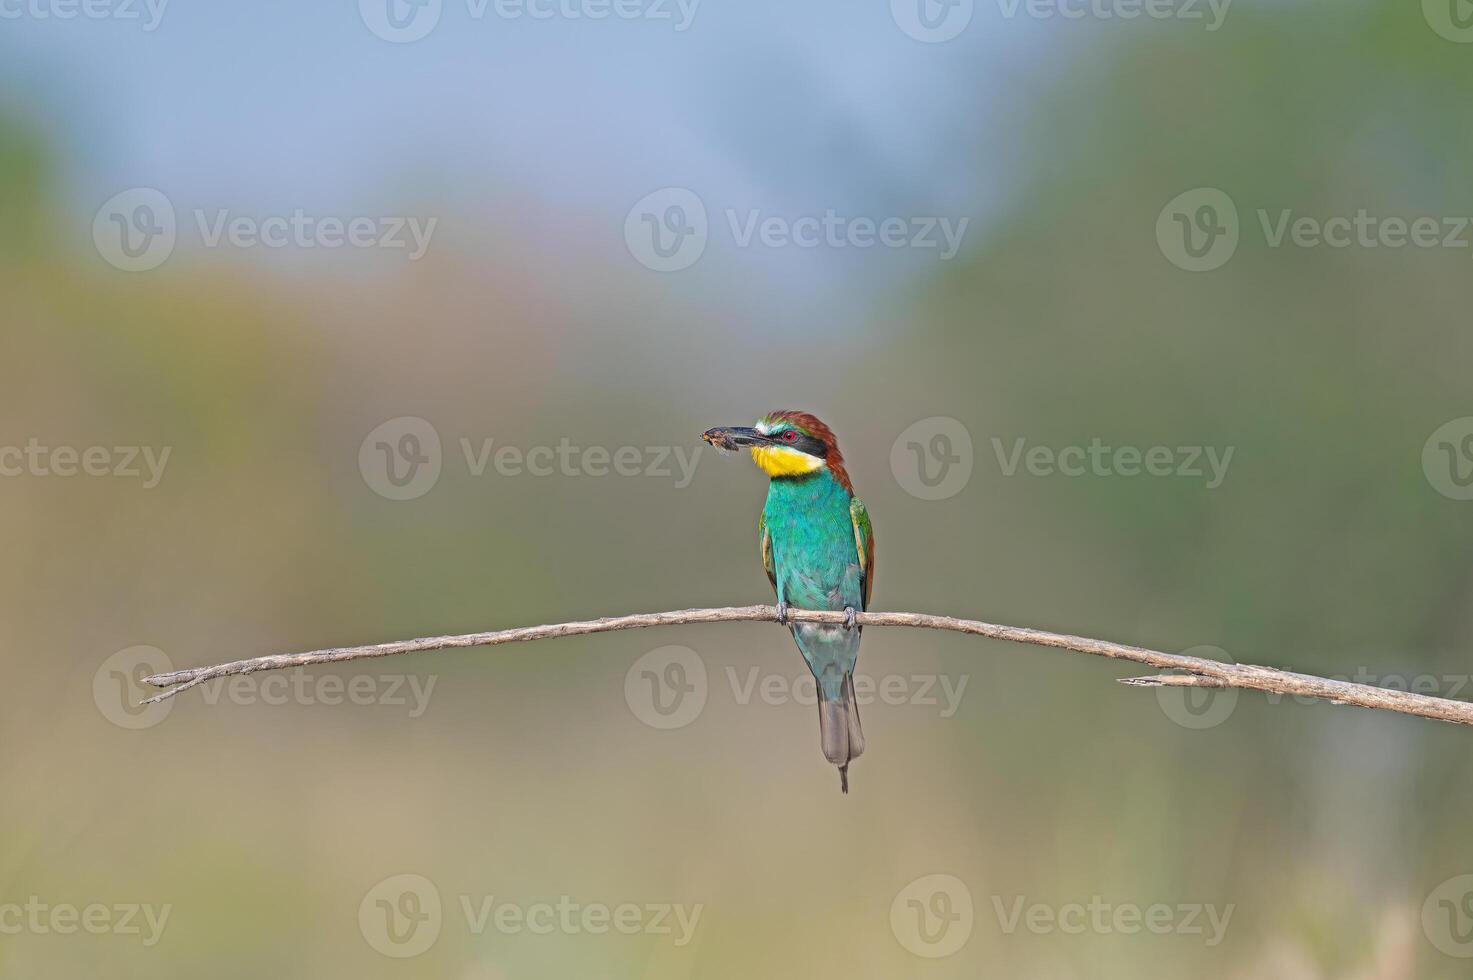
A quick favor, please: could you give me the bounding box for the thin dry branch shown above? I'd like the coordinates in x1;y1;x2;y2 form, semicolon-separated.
139;605;1473;726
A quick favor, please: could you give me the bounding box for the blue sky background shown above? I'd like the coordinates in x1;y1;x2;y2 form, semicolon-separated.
1;0;1058;320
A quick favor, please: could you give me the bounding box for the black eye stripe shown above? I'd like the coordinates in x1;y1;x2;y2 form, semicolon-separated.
772;431;826;457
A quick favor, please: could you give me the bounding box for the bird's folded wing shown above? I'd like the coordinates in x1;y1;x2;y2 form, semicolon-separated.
759;512;778;596
850;497;874;610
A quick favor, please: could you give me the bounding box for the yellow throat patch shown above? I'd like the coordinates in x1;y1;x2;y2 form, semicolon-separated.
751;445;824;478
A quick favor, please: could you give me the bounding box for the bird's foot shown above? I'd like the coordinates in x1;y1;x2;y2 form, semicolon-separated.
775;602;790;626
843;606;858;631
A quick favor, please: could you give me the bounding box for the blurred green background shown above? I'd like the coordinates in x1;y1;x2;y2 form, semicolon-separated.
3;0;1473;977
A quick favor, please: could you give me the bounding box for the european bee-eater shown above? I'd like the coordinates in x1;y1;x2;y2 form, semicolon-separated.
702;411;874;793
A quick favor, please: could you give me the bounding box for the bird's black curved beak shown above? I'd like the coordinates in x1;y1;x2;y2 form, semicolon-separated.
702;426;768;450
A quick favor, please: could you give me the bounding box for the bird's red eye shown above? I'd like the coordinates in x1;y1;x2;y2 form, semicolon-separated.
782;430;799;443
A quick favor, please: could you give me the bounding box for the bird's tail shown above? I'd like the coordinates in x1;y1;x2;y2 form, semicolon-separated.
818;672;865;794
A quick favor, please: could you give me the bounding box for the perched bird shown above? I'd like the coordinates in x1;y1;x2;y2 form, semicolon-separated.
702;411;874;793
